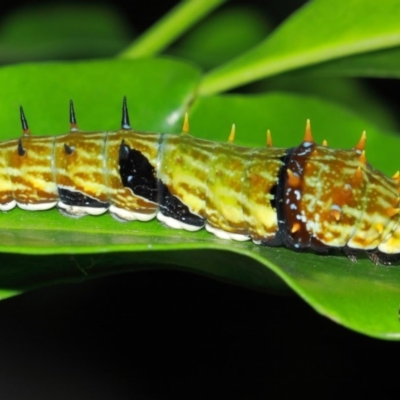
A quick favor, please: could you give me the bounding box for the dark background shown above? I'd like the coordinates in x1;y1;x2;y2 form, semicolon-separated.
0;1;400;398
0;0;307;34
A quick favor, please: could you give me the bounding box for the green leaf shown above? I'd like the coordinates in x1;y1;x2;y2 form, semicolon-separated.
1;59;400;339
199;0;400;95
119;0;226;59
295;47;400;79
168;5;272;69
0;59;200;135
0;4;132;62
257;75;398;131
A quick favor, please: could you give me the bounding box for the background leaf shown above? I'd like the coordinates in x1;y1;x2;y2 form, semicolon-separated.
168;4;272;69
0;4;132;62
200;0;400;94
119;0;226;58
293;47;400;78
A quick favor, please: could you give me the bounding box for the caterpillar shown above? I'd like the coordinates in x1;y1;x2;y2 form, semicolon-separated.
0;97;399;265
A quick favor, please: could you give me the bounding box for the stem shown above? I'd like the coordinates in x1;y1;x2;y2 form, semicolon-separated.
119;0;226;59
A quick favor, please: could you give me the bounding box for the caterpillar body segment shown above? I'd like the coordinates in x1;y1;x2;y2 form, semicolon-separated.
1;99;400;265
